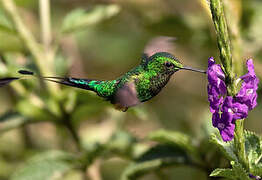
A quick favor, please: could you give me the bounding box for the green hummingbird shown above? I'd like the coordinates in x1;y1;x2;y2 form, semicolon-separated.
0;37;206;112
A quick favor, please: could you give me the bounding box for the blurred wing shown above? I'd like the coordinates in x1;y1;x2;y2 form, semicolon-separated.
143;36;176;57
113;82;140;109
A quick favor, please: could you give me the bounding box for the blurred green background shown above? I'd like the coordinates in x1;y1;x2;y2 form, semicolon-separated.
0;0;261;179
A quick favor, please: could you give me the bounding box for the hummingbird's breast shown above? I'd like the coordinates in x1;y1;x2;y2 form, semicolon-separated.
111;66;173;110
135;72;172;102
148;73;172;97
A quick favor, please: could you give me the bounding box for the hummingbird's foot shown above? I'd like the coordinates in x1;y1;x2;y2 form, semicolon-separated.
114;104;128;112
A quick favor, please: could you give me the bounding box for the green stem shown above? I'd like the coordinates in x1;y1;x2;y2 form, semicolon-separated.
209;0;249;170
39;0;52;52
64;120;81;151
1;0;59;95
234;120;249;170
209;0;236;96
223;0;243;75
2;0;63;120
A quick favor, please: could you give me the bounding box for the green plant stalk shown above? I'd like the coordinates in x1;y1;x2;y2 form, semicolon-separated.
234;120;249;170
39;0;59;71
1;0;59;95
209;0;236;96
209;0;248;170
223;0;243;75
39;0;52;52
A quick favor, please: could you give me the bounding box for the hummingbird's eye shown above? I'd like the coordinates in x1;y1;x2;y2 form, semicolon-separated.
165;62;174;68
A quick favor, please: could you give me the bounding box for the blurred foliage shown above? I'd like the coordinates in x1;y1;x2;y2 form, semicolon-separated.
0;0;261;179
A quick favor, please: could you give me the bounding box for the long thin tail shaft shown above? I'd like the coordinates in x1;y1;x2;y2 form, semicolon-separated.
21;70;99;91
0;77;19;87
0;70;99;91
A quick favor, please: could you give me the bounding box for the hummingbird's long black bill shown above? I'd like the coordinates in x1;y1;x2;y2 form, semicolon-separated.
181;66;206;74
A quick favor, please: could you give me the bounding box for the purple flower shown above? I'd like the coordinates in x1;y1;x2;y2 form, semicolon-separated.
207;57;227;113
207;85;224;113
207;57;235;141
222;96;248;122
236;59;259;110
207;57;259;142
212;111;235;141
249;174;262;180
207;57;227;96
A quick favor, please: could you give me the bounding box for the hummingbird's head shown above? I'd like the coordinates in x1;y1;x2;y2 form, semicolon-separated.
144;52;206;74
144;52;183;75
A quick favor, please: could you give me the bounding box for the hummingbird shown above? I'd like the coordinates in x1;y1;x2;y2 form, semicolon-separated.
0;37;206;112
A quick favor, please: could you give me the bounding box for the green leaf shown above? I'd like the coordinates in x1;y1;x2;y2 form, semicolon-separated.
210;133;237;161
0;9;15;33
54;53;70;76
231;161;250;180
11;150;76;180
250;164;262;177
0;10;23;52
121;160;165;180
60;89;77;113
121;144;191;180
0;31;23;52
148;130;194;153
16;98;56;122
0;111;28;133
61;5;120;33
210;161;250;180
210;168;235;179
107;130;137;157
148;129;200;162
243;130;262;177
71;91;108;125
244;130;262;165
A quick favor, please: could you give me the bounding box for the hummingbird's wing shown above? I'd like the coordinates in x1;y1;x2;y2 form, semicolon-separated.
143;36;176;57
113;81;140;111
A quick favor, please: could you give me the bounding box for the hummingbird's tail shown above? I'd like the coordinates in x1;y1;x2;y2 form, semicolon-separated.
0;70;36;87
0;77;20;87
0;70;102;92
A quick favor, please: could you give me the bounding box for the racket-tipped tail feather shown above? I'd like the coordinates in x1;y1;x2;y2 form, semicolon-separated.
0;77;20;87
18;70;34;75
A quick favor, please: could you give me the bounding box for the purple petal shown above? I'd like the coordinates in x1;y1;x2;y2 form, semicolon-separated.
219;122;235;142
221;111;234;124
222;96;248;121
222;96;233;111
249;174;262;180
219;112;235;141
207;58;226;96
212;111;220;127
232;102;248;120
213;111;235;142
240;59;258;83
208;85;223;113
236;59;259;110
207;64;225;83
208;57;215;67
245;59;255;76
